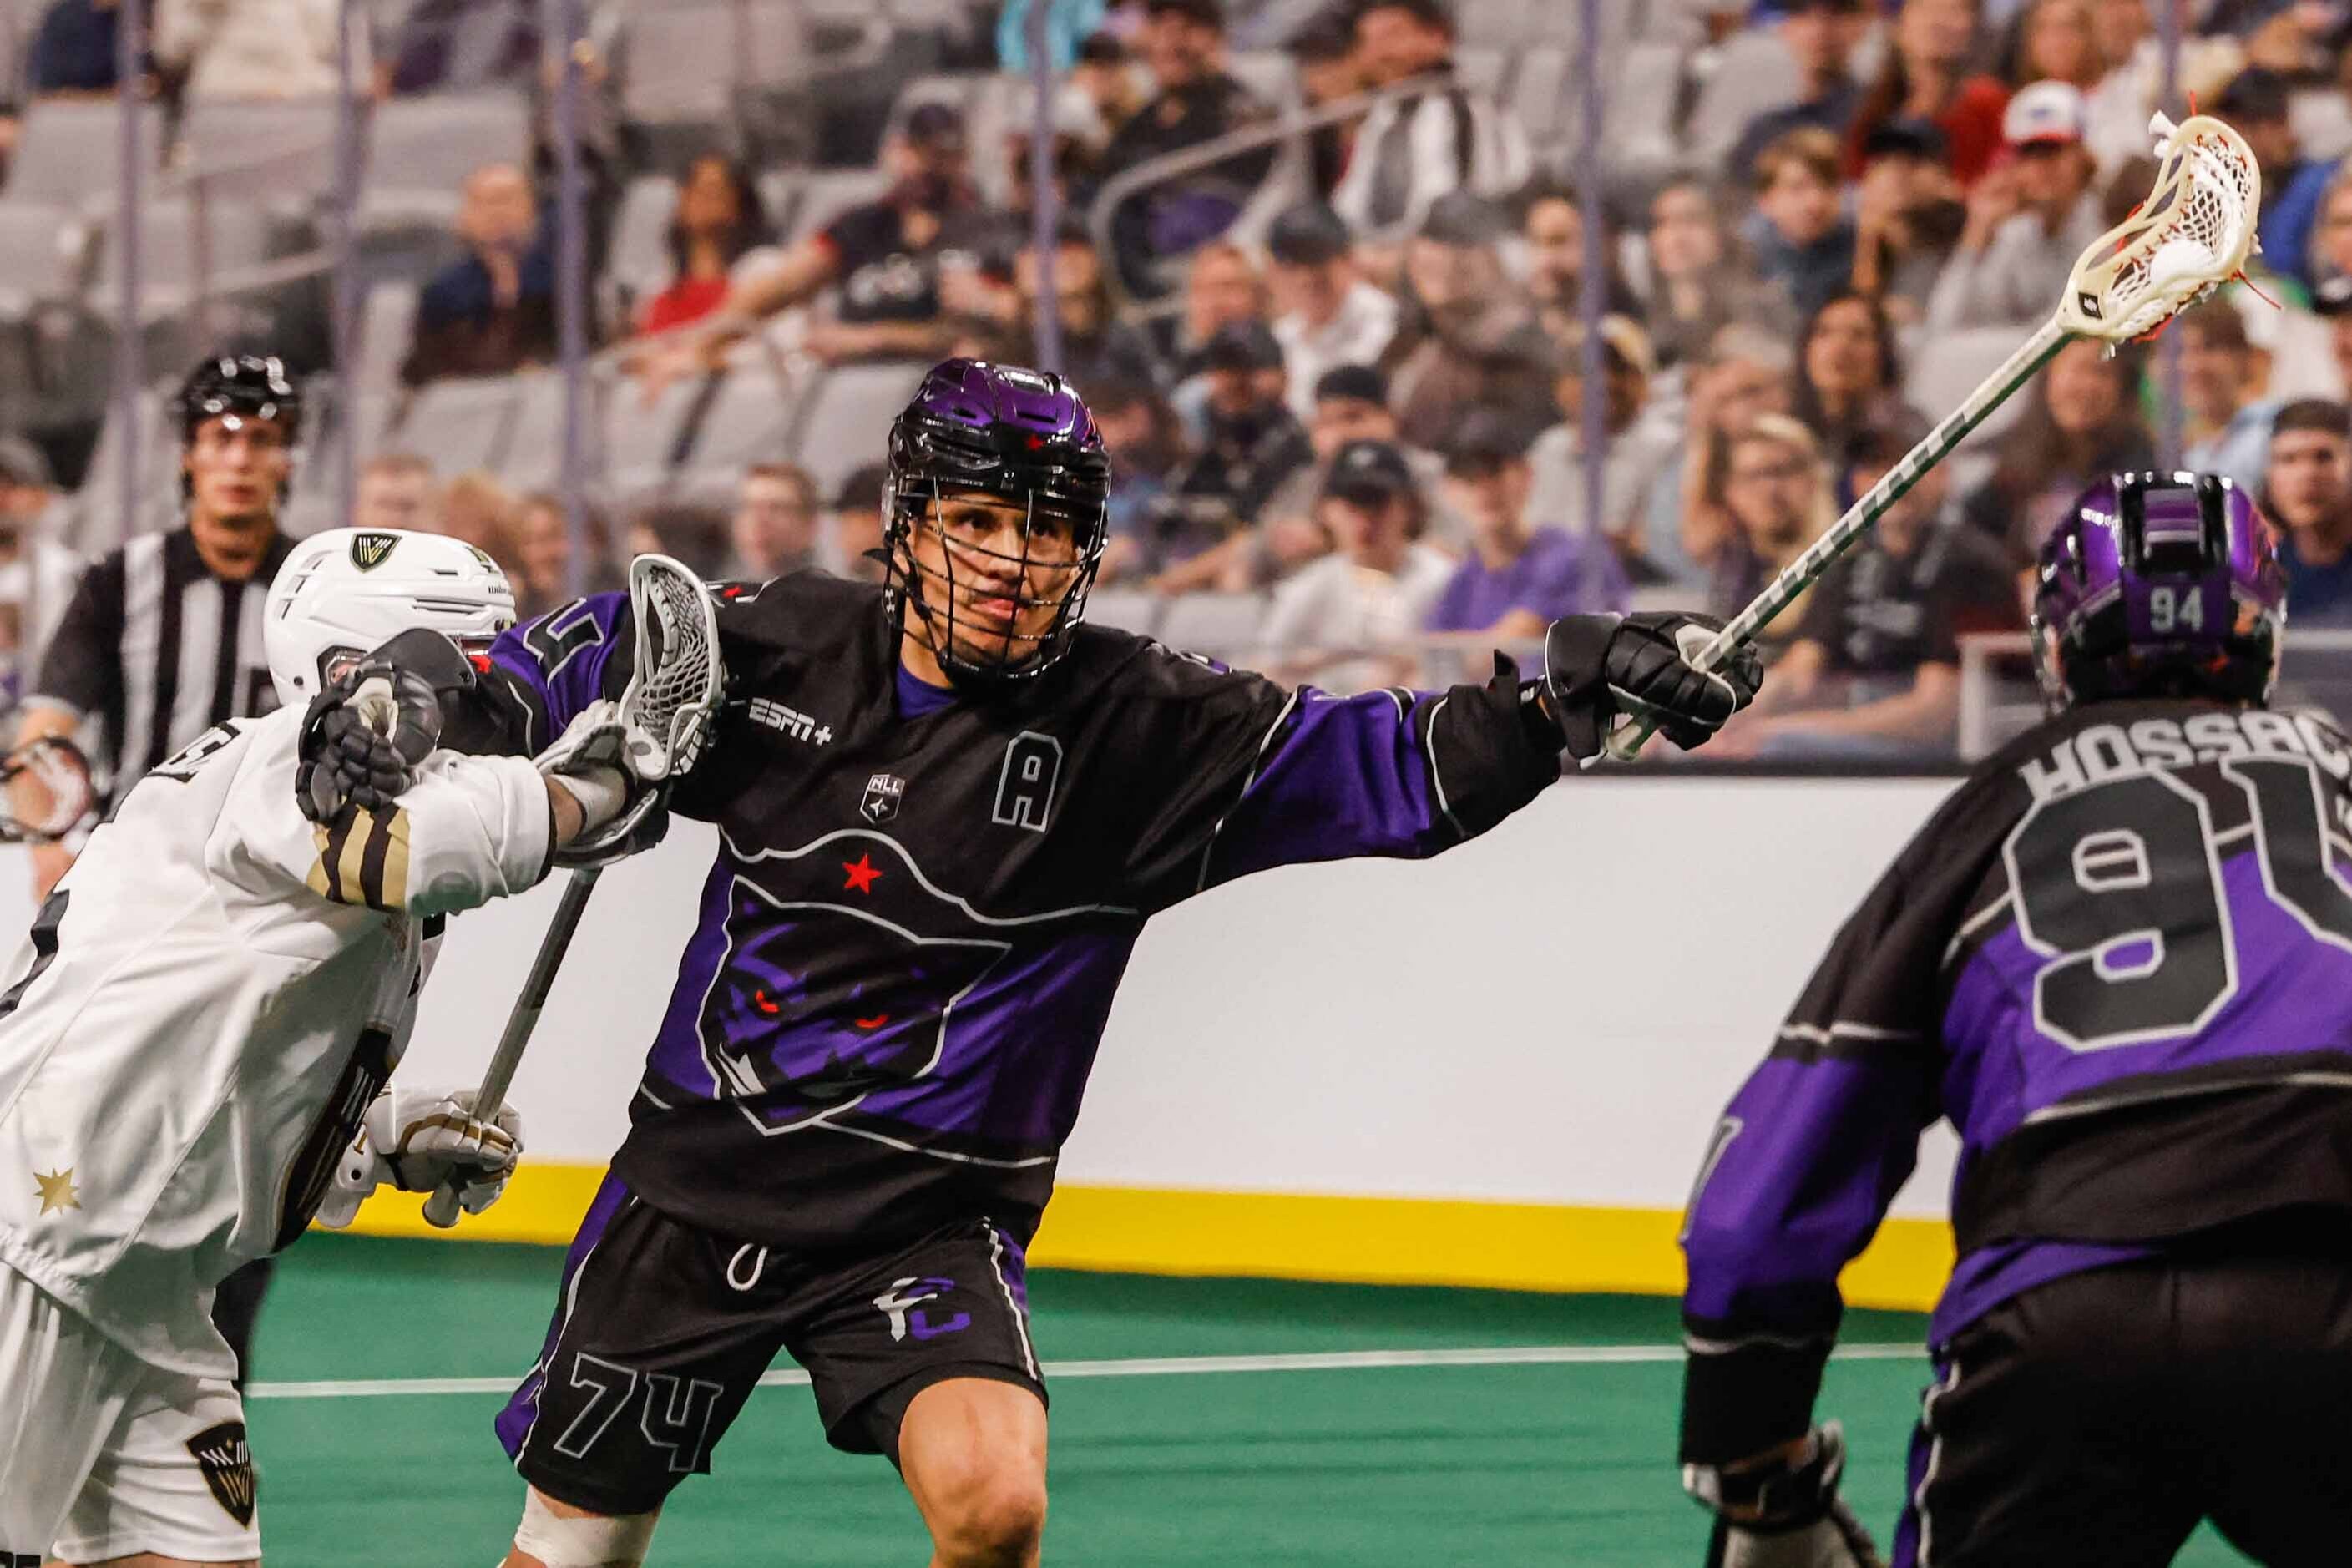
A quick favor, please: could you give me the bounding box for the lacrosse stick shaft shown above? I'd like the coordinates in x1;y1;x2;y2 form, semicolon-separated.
1596;320;2070;765
421;866;603;1228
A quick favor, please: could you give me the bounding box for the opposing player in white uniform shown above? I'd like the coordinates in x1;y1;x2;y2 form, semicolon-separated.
0;528;663;1566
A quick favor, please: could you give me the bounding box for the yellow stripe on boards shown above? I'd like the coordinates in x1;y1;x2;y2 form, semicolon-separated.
333;1166;1956;1312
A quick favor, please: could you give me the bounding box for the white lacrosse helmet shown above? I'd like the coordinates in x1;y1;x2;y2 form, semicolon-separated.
265;528;517;707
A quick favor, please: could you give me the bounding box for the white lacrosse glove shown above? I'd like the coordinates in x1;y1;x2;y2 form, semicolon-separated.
314;1085;524;1227
535;698;670;852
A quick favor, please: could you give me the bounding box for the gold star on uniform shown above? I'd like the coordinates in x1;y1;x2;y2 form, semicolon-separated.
33;1167;79;1215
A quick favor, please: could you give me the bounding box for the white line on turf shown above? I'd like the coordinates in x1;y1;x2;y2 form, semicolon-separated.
245;1343;1925;1400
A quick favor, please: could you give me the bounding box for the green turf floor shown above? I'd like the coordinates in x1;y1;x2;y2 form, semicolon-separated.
241;1235;2252;1565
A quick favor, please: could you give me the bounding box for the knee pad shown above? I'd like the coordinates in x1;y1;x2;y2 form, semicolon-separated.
512;1488;660;1568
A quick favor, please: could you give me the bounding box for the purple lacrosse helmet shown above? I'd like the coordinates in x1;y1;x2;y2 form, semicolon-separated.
2031;472;2287;710
882;358;1113;692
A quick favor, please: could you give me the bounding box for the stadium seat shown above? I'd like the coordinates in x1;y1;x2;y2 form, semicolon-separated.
1682;28;1798;171
74;387;180;550
1509;47;1572;154
609;175;682;310
1905;327;2033;455
602;370;715;495
10;101;166;213
388;375;523;475
0;203;89;318
500;370;604;490
1080;589;1161;639
618;0;811;132
182;99;343;207
677;357;811;480
787;169;894;246
1227;51;1301;110
1156;592;1269;659
1453;48;1508;104
358;94;534;235
786;360;928;499
1601;42;1693;194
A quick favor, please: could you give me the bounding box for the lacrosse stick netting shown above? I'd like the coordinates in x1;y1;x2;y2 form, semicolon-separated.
1600;114;2259;764
420;557;724;1227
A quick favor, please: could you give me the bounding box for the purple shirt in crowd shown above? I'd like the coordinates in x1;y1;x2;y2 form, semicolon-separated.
1424;527;1627;634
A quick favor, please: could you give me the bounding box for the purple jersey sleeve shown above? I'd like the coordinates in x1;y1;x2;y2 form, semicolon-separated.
483;594;635;753
1676;823;1987;1467
1201;665;1564;890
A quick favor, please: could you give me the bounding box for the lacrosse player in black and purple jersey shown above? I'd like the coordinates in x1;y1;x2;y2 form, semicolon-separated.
1679;472;2352;1568
309;359;1754;1567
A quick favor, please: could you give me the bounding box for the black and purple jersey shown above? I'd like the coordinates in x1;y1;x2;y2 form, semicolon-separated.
483;572;1562;1249
1679;697;2352;1468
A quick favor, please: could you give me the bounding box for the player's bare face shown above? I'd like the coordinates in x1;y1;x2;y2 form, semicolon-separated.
909;493;1082;670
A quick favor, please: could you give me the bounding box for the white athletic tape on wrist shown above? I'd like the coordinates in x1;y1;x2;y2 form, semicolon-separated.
549;766;631;834
513;1490;659;1568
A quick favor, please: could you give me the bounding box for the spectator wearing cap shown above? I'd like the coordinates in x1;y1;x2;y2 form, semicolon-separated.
829;464;892;587
1520;183;1637;342
1850;118;1967;318
1156;321;1316;577
635;104;982;386
1847;0;2011;190
1641;180;1795;372
2218;67;2340;292
1245;363;1464;589
1264;438;1454;690
1747;128;1859;320
1329;0;1531;241
2262;399;2352;627
405;162;561;386
2177;301;2280;496
1923;80;2104;331
1387;193;1560;456
1715;413;2017;760
1726;0;1873;190
1266;203;1399;424
1097;0;1277;300
1427;416;1625;640
1525;316;1683;579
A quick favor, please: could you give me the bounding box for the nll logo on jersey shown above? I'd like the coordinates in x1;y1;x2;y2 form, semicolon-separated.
749;698;832;746
862;772;905;823
349;532;400;572
186;1420;257;1525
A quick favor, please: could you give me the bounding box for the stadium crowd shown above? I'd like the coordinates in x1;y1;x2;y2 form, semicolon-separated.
4;0;2352;761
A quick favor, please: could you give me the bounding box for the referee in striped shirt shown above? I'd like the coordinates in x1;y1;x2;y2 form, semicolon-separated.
16;355;300;902
10;355;302;1390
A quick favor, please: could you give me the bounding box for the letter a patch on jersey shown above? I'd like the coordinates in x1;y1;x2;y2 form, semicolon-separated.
992;732;1062;833
186;1420;257;1525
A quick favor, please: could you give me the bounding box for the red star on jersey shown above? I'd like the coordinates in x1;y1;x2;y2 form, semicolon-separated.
842;854;883;894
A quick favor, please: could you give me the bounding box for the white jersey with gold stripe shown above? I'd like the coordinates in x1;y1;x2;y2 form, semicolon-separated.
0;703;550;1378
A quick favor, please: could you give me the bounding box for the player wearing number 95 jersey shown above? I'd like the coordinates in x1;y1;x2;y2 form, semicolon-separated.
0;529;662;1567
1679;473;2352;1568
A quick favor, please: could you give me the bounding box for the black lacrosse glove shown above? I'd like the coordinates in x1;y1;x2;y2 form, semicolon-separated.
296;660;445;824
1536;611;1763;759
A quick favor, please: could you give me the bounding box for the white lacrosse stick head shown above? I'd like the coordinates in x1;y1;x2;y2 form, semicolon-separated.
2057;113;2260;343
620;553;724;781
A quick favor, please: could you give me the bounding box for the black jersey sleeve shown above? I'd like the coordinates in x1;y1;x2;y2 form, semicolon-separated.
1105;644;1564;911
28;550;124;720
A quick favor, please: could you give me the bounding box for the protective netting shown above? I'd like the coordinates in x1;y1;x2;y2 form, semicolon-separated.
2061;115;2260;341
623;555;723;778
